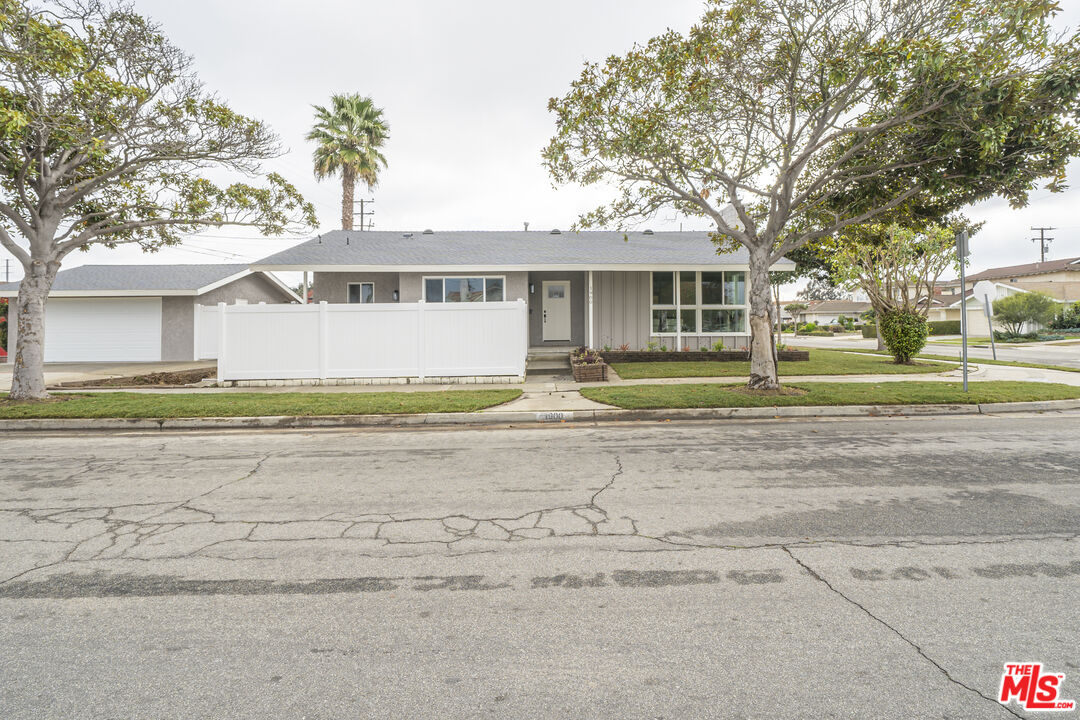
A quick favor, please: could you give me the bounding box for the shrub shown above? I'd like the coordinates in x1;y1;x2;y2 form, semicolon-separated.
927;320;961;335
800;322;818;332
827;324;844;333
711;339;725;352
993;292;1057;335
807;330;834;337
1049;301;1080;330
861;324;877;339
879;310;929;363
618;343;630;351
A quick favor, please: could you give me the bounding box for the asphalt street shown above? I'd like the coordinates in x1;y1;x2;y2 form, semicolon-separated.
1;414;1079;719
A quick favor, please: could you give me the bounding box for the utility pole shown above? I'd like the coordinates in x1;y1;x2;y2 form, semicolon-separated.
1030;226;1054;262
956;230;970;392
353;199;375;231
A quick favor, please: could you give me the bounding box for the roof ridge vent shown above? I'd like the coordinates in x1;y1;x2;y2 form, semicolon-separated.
403;232;414;239
423;229;434;235
550;228;561;235
643;229;654;235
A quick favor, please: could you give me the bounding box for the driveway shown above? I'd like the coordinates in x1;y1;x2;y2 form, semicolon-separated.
0;360;215;387
1;415;1078;718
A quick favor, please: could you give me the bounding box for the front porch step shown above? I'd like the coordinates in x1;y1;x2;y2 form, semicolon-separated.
527;346;576;361
526;357;572;371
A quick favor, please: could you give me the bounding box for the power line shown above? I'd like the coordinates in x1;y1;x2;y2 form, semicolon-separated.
1030;226;1054;262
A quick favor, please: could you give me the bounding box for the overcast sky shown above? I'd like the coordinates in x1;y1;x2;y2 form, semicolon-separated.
3;0;1078;285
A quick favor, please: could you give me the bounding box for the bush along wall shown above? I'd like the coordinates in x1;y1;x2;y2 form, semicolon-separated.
861;325;877;339
927;320;962;335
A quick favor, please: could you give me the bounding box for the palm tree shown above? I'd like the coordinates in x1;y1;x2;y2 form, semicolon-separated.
306;94;389;230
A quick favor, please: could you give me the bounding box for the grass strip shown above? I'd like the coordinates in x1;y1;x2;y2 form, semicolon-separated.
610;349;950;379
0;389;523;419
580;381;1080;410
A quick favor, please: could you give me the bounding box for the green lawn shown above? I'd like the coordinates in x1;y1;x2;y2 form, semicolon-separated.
853;349;1080;374
580;381;1080;410
0;389;522;419
610;348;950;379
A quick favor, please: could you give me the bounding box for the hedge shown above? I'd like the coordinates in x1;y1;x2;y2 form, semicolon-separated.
927;320;962;335
862;325;877;339
805;330;835;337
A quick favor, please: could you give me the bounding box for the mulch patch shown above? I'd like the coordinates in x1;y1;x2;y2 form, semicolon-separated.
50;367;216;388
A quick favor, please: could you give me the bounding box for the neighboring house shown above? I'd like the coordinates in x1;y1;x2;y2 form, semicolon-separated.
791;299;872;325
928;281;1032;334
940;256;1080;302
1;264;298;362
252;230;795;351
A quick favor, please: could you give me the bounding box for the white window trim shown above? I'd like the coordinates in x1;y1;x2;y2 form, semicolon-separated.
347;281;375;304
650;270;750;336
421;275;508;303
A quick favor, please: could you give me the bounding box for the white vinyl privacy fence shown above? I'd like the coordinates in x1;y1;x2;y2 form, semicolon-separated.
197;300;527;382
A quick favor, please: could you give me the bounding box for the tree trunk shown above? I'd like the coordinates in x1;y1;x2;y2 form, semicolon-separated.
747;247;780;389
341;166;355;231
9;259;58;401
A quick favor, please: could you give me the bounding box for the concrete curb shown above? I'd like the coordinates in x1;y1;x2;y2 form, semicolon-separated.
1;398;1078;432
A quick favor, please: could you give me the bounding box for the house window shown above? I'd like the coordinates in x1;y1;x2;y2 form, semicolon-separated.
347;282;374;304
422;276;506;303
651;270;748;334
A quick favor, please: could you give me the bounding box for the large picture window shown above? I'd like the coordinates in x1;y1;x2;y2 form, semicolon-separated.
651;270;747;334
423;276;505;303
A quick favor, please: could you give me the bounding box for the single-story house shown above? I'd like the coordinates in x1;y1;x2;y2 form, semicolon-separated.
787;299;872;325
1;264;298;362
928;281;1035;334
251;230;794;351
940;256;1080;302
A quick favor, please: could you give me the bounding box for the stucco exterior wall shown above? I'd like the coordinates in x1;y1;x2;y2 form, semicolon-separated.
160;297;195;361
312;272;400;303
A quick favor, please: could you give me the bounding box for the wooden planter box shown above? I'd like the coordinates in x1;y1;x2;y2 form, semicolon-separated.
571;362;608;382
598;349;809;363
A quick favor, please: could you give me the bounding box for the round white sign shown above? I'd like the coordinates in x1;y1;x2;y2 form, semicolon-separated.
972;280;997;315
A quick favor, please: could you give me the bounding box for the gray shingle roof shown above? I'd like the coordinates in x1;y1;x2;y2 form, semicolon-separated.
0;263;250;294
250;230;795;269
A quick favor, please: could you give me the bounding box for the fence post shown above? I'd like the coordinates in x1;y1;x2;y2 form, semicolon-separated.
521;299;528;378
192;303;200;361
416;300;426;381
216;302;226;384
318;301;328;381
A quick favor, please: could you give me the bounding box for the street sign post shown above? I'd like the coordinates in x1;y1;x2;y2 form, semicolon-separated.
973;280;998;360
955;231;970;391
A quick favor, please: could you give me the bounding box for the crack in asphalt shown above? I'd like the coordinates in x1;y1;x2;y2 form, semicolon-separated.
781;546;1023;720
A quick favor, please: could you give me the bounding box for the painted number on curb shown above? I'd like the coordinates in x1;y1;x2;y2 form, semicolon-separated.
536;411;571;422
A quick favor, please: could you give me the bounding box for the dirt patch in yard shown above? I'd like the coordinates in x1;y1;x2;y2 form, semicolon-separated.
49;367;216;389
725;386;809;398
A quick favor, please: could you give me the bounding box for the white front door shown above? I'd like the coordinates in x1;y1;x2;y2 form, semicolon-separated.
542;280;571;341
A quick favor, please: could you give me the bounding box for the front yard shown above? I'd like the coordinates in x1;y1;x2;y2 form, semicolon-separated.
610;349;950;379
0;389;522;419
580;381;1080;409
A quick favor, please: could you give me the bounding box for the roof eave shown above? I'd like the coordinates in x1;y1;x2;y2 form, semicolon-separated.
250;261;794;273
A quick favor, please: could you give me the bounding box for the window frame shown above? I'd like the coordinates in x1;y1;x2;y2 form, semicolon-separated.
650;270;749;336
421;275;508;303
346;281;375;304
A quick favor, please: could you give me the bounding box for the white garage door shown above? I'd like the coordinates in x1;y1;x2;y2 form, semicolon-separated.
45;298;162;362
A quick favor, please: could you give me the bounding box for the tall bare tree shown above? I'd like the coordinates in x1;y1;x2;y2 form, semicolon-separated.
544;0;1080;388
0;0;316;400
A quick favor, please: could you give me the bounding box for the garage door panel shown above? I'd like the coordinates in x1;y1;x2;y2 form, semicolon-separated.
45;298;162;362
